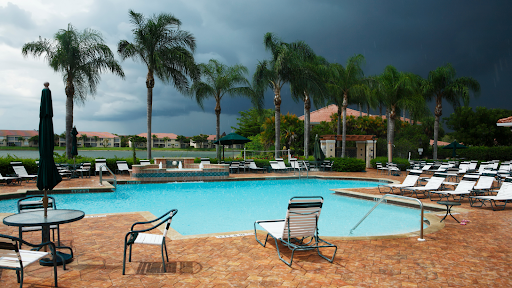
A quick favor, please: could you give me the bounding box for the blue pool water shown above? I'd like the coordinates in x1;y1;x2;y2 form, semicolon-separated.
0;179;426;237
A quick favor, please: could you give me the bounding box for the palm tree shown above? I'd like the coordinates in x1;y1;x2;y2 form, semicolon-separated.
378;65;420;163
188;59;259;160
80;134;87;147
152;134;158;148
118;10;200;160
253;32;313;158
176;135;188;148
326;54;366;157
423;63;480;159
22;23;125;158
290;55;328;158
163;136;170;147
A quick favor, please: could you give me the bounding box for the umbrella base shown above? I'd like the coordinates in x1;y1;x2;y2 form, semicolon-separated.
40;251;73;266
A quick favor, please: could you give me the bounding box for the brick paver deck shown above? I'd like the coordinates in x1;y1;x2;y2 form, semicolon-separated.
0;170;511;287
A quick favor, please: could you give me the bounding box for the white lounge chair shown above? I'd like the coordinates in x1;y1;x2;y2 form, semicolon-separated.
95;159;107;176
473;172;497;191
378;170;422;194
247;160;265;173
469;177;512;210
276;158;291;172
401;173;446;198
429;174;479;201
269;161;287;173
254;196;337;266
10;162;37;182
0;173;21;185
122;209;177;274
139;160;151;165
116;161;132;175
200;158;211;165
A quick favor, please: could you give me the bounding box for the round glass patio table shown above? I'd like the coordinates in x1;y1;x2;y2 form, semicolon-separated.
3;209;85;266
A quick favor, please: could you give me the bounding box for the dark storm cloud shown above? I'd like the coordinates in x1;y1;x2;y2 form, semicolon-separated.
2;0;512;136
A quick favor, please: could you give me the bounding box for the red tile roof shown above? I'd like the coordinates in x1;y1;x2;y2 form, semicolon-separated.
430;139;450;146
0;130;39;137
497;116;512;123
299;104;412;123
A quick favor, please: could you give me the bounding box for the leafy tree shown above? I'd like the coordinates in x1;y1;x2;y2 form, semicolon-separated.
445;106;512;146
423;63;480;159
326;54;366;157
191;134;209;148
176;135;188;148
232;108;274;137
80;134;88;146
378;66;420;162
244;134;265;151
118;10;200;160
22;24;125;158
28;135;39;146
188;59;259;160
163;136;170;147
254;32;314;157
261;113;304;153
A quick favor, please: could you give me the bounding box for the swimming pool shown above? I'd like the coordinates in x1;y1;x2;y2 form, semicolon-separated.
0;179;426;237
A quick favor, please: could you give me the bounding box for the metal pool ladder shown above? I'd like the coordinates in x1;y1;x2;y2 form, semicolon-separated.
99;164;117;190
349;194;425;241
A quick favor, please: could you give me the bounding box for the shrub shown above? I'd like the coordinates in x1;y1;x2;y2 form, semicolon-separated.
331;158;366;172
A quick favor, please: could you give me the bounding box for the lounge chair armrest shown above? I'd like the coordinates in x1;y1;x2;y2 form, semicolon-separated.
0;233;56;252
130;209;177;230
254;219;285;225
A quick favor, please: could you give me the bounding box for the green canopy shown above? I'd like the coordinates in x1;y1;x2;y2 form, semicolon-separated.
37;86;62;216
442;141;467;157
213;133;251;145
313;135;325;162
213;133;251;160
71;126;78;158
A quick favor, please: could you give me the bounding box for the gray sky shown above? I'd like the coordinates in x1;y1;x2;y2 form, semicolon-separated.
1;0;511;136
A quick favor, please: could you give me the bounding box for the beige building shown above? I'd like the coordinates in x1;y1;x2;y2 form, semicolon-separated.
59;131;120;148
0;130;39;147
130;133;188;148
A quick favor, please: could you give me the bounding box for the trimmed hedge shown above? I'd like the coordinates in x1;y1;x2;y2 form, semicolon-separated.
331;157;366;172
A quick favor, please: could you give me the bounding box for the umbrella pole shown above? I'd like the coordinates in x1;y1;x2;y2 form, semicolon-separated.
43;190;48;218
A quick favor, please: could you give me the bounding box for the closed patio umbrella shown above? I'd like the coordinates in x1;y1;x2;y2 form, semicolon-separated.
71;126;78;166
37;82;62;217
313;134;325;162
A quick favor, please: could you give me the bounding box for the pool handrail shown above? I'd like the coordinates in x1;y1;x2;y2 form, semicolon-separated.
99;164;117;190
349;194;425;241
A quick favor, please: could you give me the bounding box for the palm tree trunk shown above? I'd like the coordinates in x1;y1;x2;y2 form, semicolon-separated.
146;70;155;160
388;106;396;163
336;104;341;157
433;96;442;160
65;80;74;159
304;92;310;158
274;88;281;158
342;92;348;158
215;100;221;161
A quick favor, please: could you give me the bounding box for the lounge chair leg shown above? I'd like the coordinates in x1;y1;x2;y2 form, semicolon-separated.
163;240;169;262
122;243;128;275
129;244;133;262
161;244;166;273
